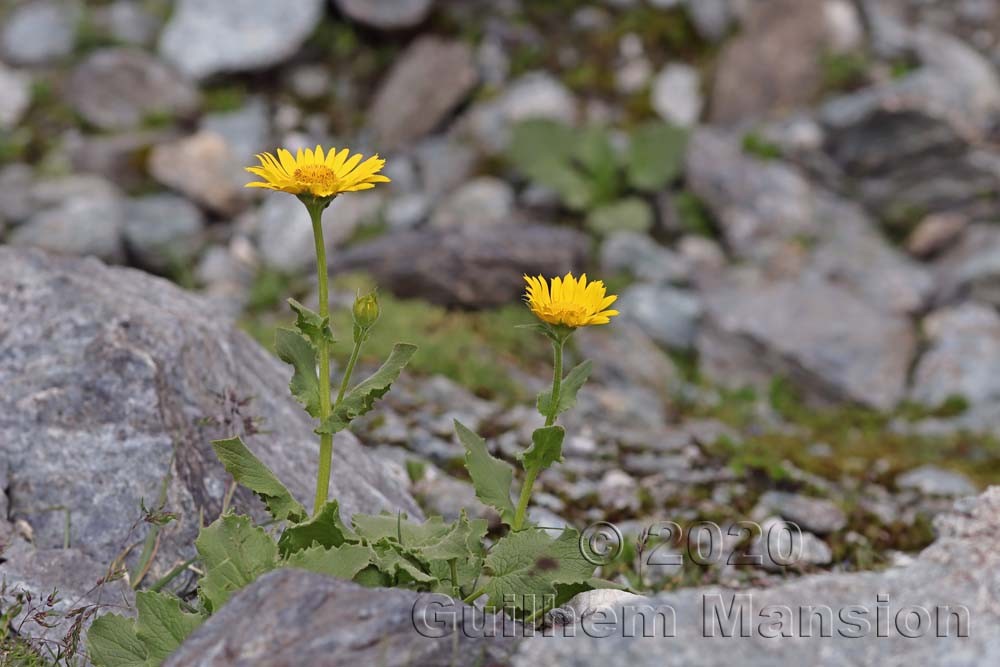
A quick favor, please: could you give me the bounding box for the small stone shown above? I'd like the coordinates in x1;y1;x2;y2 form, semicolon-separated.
462;71;576;154
368;37;478;150
619;284;702;350
0;0;78;65
896;465;977;497
615;57;653;95
89;0;160;46
123;194;206;272
254;192;381;273
906;213;968;258
332;0;434;30
430;177;514;228
651;64;703;127
754;491;847;534
385;193;430;230
751;518;833;571
677;235;727;276
684;0;735;42
597;469;640;512
66;48;201;131
414;136;477;199
910;303;1000;409
148;132;247;215
8;177;124;262
600;231;690;284
200;98;271;166
158;0;324;80
0;63;30;130
287;64;333;101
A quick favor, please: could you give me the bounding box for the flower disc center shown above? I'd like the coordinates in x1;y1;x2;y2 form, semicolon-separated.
294;165;337;191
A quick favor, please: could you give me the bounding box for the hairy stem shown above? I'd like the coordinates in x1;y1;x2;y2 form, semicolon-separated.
512;338;564;530
309;203;334;515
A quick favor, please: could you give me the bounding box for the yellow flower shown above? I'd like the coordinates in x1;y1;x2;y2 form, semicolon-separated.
245;145;390;198
524;273;619;328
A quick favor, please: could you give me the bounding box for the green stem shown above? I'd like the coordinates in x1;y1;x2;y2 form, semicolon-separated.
309;203;334;515
449;559;460;597
512;338;564;531
334;337;363;408
462;587;486;605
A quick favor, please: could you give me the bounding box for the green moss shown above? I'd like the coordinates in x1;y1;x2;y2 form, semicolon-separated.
240;273;549;403
819;50;870;93
741;132;783;161
202;84;248;113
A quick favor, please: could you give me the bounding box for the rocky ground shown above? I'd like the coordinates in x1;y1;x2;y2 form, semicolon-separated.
3;0;1000;664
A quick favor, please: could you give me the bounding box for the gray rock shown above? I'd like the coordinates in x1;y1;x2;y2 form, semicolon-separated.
124;193;206;271
934;224;1000;307
619;284;702;351
811;195;933;314
369;37;478;150
575;321;681;397
0;62;30;130
0;163;34;224
896;465;977;497
709;0;835;123
63;128;177;191
755;491;848;534
0;0;78;65
597;470;641;512
200;98;272;167
600;231;690;285
462;71;576;154
697;276;916;410
332;0;435;30
910;304;1000;408
254;191;382;274
650;64;702;127
414;136;477;199
385;192;430;229
0;249;419;636
89;0;160;46
66;48;200;131
750;518;833;571
149;132;247;215
8;177;125;262
164;570;515;667
429;177;515;228
905;213;967;259
819;29;1000;222
331;223;590;308
158;0;324;80
514;488;1000;664
685;129;817;260
684;0;735;42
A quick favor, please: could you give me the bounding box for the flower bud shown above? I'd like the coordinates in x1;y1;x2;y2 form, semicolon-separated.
352;290;380;332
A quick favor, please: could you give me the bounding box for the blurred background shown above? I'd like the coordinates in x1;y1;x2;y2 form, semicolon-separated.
3;0;1000;587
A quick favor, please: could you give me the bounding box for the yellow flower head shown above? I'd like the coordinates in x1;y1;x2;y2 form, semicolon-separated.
245;145;390;199
524;273;619;328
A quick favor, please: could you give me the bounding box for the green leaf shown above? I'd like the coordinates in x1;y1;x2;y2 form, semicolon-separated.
283;544;372;580
419;512;489;563
277;500;352;557
575;126;620;205
520;426;565;472
352;512;449;546
454;420;516;525
482;528;596;613
316;343;417;435
369;541;438;585
507;119;596;211
87;613;148;667
196;514;278;612
274;327;321;419
212;437;306;523
134;591;204;663
585;197;654;236
288;298;334;350
537;360;592;419
627;122;688;192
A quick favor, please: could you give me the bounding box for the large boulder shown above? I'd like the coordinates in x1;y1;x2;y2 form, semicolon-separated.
696;275;916;410
0;249;419;636
164;570;517;666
